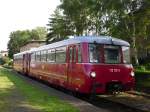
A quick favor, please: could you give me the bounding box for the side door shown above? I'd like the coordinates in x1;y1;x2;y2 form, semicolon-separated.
67;45;77;90
23;53;30;74
26;53;31;74
23;54;26;73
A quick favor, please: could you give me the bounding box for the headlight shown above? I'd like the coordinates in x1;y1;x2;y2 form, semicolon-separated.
130;71;135;77
90;72;96;78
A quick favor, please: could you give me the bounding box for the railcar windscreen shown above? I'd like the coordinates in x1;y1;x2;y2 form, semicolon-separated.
122;46;130;64
89;44;101;63
89;44;130;64
104;45;121;64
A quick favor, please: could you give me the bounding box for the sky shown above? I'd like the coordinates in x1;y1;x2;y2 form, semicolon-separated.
0;0;60;51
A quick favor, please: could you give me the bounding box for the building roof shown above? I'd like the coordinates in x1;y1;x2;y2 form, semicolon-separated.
0;50;8;53
21;40;45;47
14;36;130;56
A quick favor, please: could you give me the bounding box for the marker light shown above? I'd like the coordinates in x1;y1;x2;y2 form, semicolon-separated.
90;72;96;78
130;71;135;77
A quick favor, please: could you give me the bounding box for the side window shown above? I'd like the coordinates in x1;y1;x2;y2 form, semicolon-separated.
56;47;66;63
31;52;35;62
73;47;76;63
41;50;47;62
47;49;55;62
69;46;76;63
78;45;82;63
122;46;130;64
36;51;41;62
69;47;73;63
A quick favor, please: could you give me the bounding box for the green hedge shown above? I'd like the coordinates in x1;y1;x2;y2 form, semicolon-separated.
134;64;150;71
135;71;150;89
135;70;150;75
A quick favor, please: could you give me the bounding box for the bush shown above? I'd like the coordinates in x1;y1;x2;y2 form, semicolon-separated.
0;57;7;65
135;70;150;75
8;59;13;66
134;65;146;71
134;63;150;71
144;63;150;70
135;71;150;90
0;57;13;66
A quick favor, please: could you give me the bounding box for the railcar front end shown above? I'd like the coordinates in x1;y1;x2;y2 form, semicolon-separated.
78;43;135;94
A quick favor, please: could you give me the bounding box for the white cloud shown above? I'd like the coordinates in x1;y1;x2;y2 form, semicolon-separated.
0;0;60;51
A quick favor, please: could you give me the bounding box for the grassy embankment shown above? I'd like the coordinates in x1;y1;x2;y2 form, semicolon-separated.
0;67;79;112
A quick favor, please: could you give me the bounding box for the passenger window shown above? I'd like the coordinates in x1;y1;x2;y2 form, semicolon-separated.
31;52;35;62
69;47;73;63
56;47;66;63
41;50;47;62
36;51;41;62
69;46;76;63
73;47;76;63
78;45;81;63
47;49;55;62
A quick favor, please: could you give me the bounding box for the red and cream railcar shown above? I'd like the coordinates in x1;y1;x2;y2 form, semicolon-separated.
13;36;135;94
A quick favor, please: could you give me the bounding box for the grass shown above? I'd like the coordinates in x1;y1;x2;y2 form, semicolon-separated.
0;75;16;111
0;67;79;112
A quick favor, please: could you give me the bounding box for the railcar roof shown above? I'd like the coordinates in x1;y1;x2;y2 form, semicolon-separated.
14;51;29;56
14;36;130;56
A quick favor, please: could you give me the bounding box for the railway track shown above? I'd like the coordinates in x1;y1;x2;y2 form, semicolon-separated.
79;95;146;112
52;87;150;112
96;93;150;112
126;91;150;99
53;87;150;112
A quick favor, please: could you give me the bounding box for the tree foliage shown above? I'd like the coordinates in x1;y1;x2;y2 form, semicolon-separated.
8;27;47;58
47;0;150;64
31;27;47;40
46;9;74;43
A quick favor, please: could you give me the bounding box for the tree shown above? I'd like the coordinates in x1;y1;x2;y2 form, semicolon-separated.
31;27;47;40
47;8;74;43
8;30;31;58
111;0;150;65
46;0;150;64
59;0;90;36
92;0;148;65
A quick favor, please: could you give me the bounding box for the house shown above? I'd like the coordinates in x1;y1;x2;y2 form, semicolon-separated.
0;51;8;57
20;40;46;52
